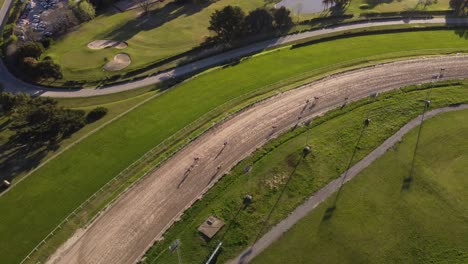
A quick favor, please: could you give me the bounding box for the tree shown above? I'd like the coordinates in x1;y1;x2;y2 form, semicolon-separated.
323;0;349;9
88;0;113;10
208;6;245;43
4;93;86;145
20;57;39;79
17;42;44;59
450;0;468;15
0;93;29;112
74;0;96;22
44;7;79;35
272;7;292;28
38;59;63;80
244;8;274;34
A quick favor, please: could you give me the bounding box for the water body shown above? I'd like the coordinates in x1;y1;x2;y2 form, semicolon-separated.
276;0;332;14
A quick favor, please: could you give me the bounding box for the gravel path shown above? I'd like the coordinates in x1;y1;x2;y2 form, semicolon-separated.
0;0;467;97
229;104;468;264
47;56;468;264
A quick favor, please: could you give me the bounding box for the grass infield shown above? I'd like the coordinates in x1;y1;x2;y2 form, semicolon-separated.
252;108;468;264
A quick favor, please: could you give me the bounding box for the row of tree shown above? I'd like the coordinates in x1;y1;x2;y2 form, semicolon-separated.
17;42;63;80
0;93;108;147
0;93;85;146
208;6;293;43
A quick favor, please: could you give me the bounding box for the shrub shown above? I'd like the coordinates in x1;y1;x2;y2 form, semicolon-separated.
37;59;63;80
74;0;96;22
20;57;39;79
9;34;18;43
359;4;370;9
41;37;52;49
17;42;44;59
86;107;108;123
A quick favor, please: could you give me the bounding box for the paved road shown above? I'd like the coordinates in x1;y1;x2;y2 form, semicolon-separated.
0;0;468;97
47;56;468;264
229;104;468;264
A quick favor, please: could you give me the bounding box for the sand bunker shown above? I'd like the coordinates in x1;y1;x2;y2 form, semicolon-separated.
103;53;131;71
87;40;128;50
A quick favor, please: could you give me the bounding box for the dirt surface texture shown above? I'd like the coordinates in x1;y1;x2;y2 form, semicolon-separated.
229;104;468;264
87;40;128;50
103;53;131;71
47;55;468;264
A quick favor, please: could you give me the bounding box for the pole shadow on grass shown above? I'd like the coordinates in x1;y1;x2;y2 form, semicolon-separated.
401;98;431;191
321;107;373;222
253;146;311;243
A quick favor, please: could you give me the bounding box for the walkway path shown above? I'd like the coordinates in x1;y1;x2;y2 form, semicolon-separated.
0;0;468;97
229;104;468;264
47;56;468;264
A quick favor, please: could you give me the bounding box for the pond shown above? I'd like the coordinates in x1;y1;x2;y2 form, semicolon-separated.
275;0;332;14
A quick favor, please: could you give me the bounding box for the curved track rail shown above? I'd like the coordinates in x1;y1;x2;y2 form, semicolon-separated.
47;55;468;264
229;104;468;264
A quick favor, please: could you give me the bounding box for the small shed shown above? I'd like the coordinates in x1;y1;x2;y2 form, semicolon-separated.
197;216;224;240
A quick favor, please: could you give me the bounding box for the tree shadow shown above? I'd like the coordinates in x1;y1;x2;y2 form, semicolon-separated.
0;124;62;191
103;1;211;42
0;141;53;190
364;0;396;9
301;3;352;29
452;28;468;39
449;0;468;16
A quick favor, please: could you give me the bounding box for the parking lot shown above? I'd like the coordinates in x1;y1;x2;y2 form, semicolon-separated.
16;0;67;41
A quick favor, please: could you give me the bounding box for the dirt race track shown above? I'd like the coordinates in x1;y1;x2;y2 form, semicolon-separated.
48;55;468;264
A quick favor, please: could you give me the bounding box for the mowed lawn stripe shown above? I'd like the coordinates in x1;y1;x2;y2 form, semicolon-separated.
1;30;468;263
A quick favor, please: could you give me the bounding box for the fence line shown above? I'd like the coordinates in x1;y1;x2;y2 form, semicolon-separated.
18;52;465;263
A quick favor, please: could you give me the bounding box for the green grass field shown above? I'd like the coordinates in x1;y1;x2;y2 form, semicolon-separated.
44;0;266;80
252;108;468;264
346;0;450;14
140;83;468;264
43;0;452;82
1;30;468;264
0;88;160;182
